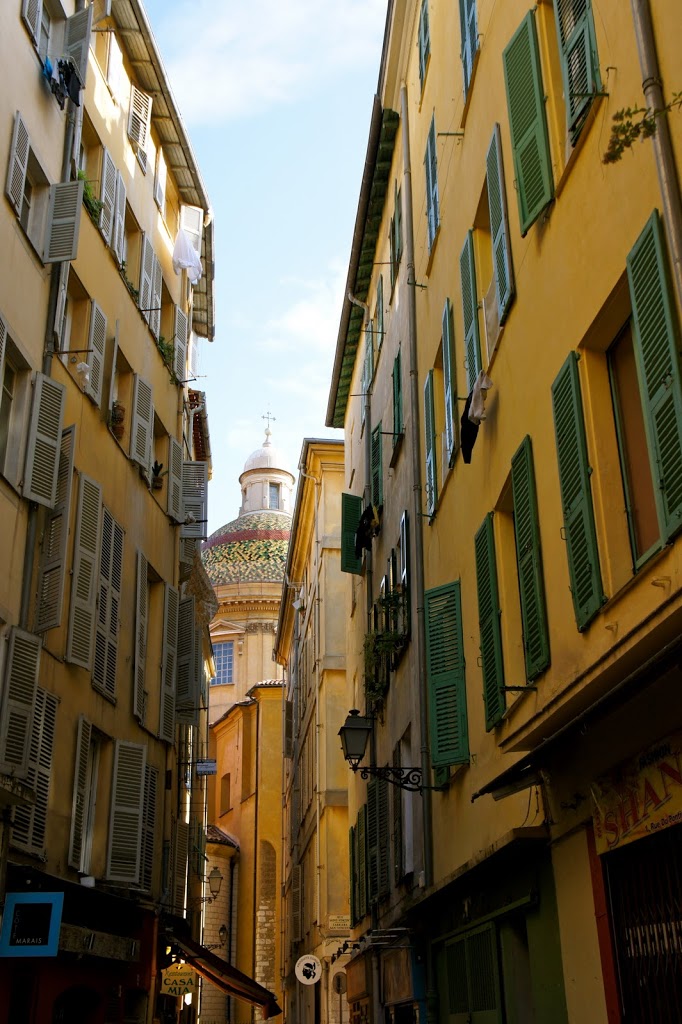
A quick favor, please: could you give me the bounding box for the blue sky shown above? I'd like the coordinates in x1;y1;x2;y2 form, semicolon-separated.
142;0;388;532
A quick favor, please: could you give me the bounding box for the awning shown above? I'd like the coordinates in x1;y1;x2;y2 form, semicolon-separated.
168;932;281;1018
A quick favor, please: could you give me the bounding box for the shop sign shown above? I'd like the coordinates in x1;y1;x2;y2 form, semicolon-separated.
196;759;217;776
161;963;197;996
328;914;350;931
593;731;682;854
295;953;322;985
0;892;64;957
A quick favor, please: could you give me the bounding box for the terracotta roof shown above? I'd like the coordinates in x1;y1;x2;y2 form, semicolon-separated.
202;510;291;585
206;824;239;848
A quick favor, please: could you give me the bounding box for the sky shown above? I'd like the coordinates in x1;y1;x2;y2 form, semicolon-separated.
141;0;388;533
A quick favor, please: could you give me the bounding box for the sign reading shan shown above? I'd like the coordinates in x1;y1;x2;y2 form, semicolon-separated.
593;731;682;854
161;963;198;997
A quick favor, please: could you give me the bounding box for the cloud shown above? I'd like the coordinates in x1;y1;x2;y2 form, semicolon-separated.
150;0;386;124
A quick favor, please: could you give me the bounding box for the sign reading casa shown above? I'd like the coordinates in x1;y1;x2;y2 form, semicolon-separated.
161;963;197;997
593;731;682;854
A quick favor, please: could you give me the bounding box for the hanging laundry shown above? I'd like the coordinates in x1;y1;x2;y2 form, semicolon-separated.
58;59;82;106
468;370;493;425
460;393;479;464
172;228;203;284
354;504;383;558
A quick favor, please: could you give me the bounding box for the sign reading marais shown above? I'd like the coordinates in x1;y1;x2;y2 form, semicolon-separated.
0;893;64;958
196;759;217;776
295;954;322;986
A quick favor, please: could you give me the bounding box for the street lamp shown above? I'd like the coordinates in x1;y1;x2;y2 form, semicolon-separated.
338;710;428;793
188;865;223;905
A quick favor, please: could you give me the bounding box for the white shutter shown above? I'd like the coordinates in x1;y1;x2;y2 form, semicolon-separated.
99;149;117;246
86;301;106;406
53;261;70;349
66;475;102;669
93;508;123;701
35;425;75;632
150;255;162;339
159;584;179;743
0;314;7;387
106;740;146;883
6;112;30;217
154;148;167;212
139;233;154;324
179;538;196;582
106;320;119;419
174;818;189;915
167;436;183;522
0;627;41;775
180;205;203;255
21;0;42;44
112;172;126;265
173;305;188;382
64;5;94;88
175;597;197;725
107;30;124;99
134;551;148;723
128;85;153;151
180;461;208;539
44;181;84;264
23;373;66;507
130;374;154;474
140;765;157;891
11;687;57;855
68;716;92;869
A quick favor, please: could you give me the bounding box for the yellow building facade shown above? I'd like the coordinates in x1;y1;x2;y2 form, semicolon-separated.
329;1;682;1021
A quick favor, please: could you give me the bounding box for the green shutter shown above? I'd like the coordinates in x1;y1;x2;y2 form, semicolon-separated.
554;0;601;139
475;514;505;729
377;275;384;349
418;0;430;87
349;825;357;925
552;352;604;629
371;423;383;507
486;124;515;323
377;777;390;898
357;805;368;920
392;747;403;882
443;299;459;463
460;0;478;96
367;779;379;905
627;211;682;542
503;11;554;236
424;371;437;515
511;436;550;680
425;118;439;248
393;350;403;444
460;231;481;392
341;493;363;574
425;581;469;767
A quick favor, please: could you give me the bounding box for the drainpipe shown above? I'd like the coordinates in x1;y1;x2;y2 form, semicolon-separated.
630;0;682;307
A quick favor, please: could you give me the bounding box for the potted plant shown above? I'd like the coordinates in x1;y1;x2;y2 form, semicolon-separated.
110;401;125;440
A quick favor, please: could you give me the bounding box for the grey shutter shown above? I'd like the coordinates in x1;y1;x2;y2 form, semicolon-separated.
128;85;153;151
180;461;208;539
66;475;102;669
167;436;183;522
130;375;153;474
36;425;75;632
107;740;146;883
179;538;196;582
174;305;188;381
23;373;66;507
357;805;367;920
377;778;390;898
11;687;57;856
53;261;69;348
486;124;515;324
460;231;481;392
86;301;106;406
176;597;198;726
291;864;302;941
112;171;126;265
341;492;363;574
21;0;42;44
554;0;600;137
442;299;458;464
418;0;430;87
424;370;437;515
0;628;41;775
150;255;162;339
139;233;154;324
106;320;119;419
64;5;93;88
44;181;84;263
99;149;117;245
133;551;148;723
140;765;158;891
174;819;189;914
460;0;478;95
367;779;379;904
6;112;29;216
68;715;92;869
475;514;505;729
425;582;469;766
511;436;550;680
159;584;179;743
93;508;123;700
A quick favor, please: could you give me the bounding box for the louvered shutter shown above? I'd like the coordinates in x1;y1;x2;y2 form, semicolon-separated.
475;515;505;729
112;172;126;265
53;261;69;348
371;423;383;507
552;352;604;629
392;747;403;882
66;475;102;669
376;275;384;348
367;779;379;905
44;181;84;263
174;305;188;381
378;777;390;898
362;323;373;396
134;551;148;722
107;740;146;883
460;0;478;95
424;371;437;515
140;765;157;891
150;255;162;339
36;426;75;632
554;0;600;138
460;232;482;392
425;118;439;248
106;320;119;419
167;436;183;521
627;211;682;542
486;124;515;323
93;0;112;24
0;628;41;775
176;597;198;725
180;205;203;255
511;436;550;680
11;687;57;855
139;234;154;324
130;375;154;474
174;818;189;914
99;149;117;245
21;0;42;44
357;805;368;920
392;350;403;444
418;0;430;86
442;299;458;463
425;581;469;766
93;508;123;701
6;112;29;216
291;864;302;941
180;460;208;539
68;716;92;869
179;537;196;582
64;5;93;87
86;301;106;406
154;148;167;211
284;700;294;758
128;85;152;151
503;12;554;236
348;827;356;925
159;584;179;743
23;373;65;507
341;492;362;574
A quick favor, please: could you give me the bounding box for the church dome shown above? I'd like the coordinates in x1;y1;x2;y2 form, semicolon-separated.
241;428;292;477
202;510;291;585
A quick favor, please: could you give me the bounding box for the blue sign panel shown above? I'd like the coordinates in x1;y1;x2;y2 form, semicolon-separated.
0;892;64;957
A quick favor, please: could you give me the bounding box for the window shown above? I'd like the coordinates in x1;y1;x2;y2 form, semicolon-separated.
269;482;281;510
511;436;550;680
424;117;439;251
220;773;232;815
370;423;383;507
154;147;167;217
213;641;234;685
0;359;16;473
475;513;505;729
424;369;437;515
442;299;458;465
460;230;482;392
392;350;403;449
418;0;430;90
425;581;469;767
459;0;478;97
553;0;601;141
341;492;363;575
94;22;124;101
389;184;403;291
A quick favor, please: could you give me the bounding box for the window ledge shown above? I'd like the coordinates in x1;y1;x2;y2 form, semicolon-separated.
553;94;606;200
389;432;404;468
459;47;481;130
424;223;441;277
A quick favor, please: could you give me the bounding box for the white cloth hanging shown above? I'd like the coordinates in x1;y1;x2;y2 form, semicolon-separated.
172;228;203;285
468;371;493;425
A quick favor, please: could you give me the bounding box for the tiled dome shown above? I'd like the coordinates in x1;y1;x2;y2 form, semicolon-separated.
202;509;291;585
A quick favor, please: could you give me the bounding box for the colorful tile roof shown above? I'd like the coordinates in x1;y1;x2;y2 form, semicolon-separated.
202;510;291;585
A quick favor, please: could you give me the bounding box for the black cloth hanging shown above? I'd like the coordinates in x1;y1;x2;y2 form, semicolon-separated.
354;505;382;558
460;392;479;464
